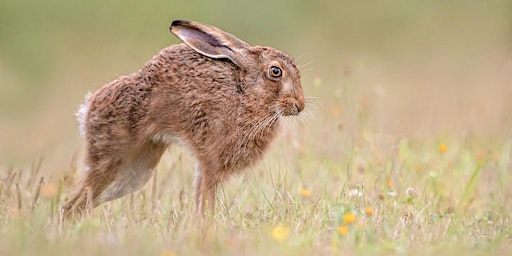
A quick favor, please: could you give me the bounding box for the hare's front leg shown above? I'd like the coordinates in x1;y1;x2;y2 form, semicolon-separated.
193;167;219;216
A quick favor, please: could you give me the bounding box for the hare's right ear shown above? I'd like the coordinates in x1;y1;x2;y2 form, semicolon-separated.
170;20;251;67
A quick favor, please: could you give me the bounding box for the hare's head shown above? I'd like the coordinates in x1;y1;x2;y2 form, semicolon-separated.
170;20;304;117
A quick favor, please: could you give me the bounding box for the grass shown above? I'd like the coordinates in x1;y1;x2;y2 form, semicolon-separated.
1;117;511;255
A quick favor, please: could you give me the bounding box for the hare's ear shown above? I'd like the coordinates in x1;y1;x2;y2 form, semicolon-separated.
170;20;251;67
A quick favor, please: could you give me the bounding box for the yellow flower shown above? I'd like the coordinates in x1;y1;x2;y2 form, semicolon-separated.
271;225;289;241
343;212;356;224
337;225;349;235
439;143;447;153
386;178;394;189
365;207;374;216
300;187;311;198
41;183;57;198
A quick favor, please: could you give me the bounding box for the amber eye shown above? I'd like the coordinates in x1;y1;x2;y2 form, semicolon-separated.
268;66;283;79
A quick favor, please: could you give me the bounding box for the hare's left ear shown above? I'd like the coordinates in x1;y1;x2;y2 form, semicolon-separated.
170;20;251;67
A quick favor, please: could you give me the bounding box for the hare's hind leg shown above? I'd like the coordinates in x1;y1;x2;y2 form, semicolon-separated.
61;181;91;216
63;159;125;216
93;143;167;207
62;163;117;216
63;143;166;216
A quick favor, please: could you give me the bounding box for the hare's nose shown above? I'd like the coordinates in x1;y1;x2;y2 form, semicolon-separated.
293;102;302;114
295;97;305;113
290;101;304;116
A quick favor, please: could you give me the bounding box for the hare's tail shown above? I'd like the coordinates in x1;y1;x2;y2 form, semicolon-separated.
75;92;91;138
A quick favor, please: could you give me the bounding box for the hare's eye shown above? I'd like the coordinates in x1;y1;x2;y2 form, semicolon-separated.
268;66;282;79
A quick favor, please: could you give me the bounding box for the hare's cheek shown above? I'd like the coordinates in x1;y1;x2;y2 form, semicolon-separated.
282;81;294;95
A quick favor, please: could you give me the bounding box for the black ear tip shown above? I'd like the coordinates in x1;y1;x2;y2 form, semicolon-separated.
170;19;181;33
170;19;190;28
170;19;192;33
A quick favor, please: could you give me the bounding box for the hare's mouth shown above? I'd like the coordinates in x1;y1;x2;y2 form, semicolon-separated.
281;100;304;116
271;99;304;117
283;109;299;116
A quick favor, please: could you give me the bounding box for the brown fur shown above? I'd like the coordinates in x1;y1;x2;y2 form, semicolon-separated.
63;20;304;216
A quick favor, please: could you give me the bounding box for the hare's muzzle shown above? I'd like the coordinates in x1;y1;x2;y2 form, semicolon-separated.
287;102;302;116
282;93;305;116
294;101;305;115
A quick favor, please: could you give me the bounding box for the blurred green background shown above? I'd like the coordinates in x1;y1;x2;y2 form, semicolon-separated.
1;0;511;164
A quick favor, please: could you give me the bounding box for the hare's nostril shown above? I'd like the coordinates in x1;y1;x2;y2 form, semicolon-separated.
294;101;304;113
287;102;301;116
293;103;299;114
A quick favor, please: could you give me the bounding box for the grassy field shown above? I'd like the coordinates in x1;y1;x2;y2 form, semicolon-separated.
1;124;512;255
1;1;512;255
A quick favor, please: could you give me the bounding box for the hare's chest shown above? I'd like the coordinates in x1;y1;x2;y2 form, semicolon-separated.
219;120;280;170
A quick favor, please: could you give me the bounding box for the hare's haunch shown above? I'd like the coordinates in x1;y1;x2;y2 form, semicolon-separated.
63;19;304;216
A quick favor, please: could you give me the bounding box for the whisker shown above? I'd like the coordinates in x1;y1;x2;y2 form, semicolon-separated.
305;99;319;108
300;61;313;68
301;67;314;73
255;111;280;138
241;111;279;146
304;100;321;115
241;119;265;145
297;110;314;127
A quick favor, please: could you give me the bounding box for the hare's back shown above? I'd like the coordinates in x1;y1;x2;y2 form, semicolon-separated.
152;44;239;85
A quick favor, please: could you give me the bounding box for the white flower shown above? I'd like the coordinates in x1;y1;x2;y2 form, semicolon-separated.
387;191;398;197
348;189;363;197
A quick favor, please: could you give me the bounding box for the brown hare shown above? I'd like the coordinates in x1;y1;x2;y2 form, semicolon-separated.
63;19;304;216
